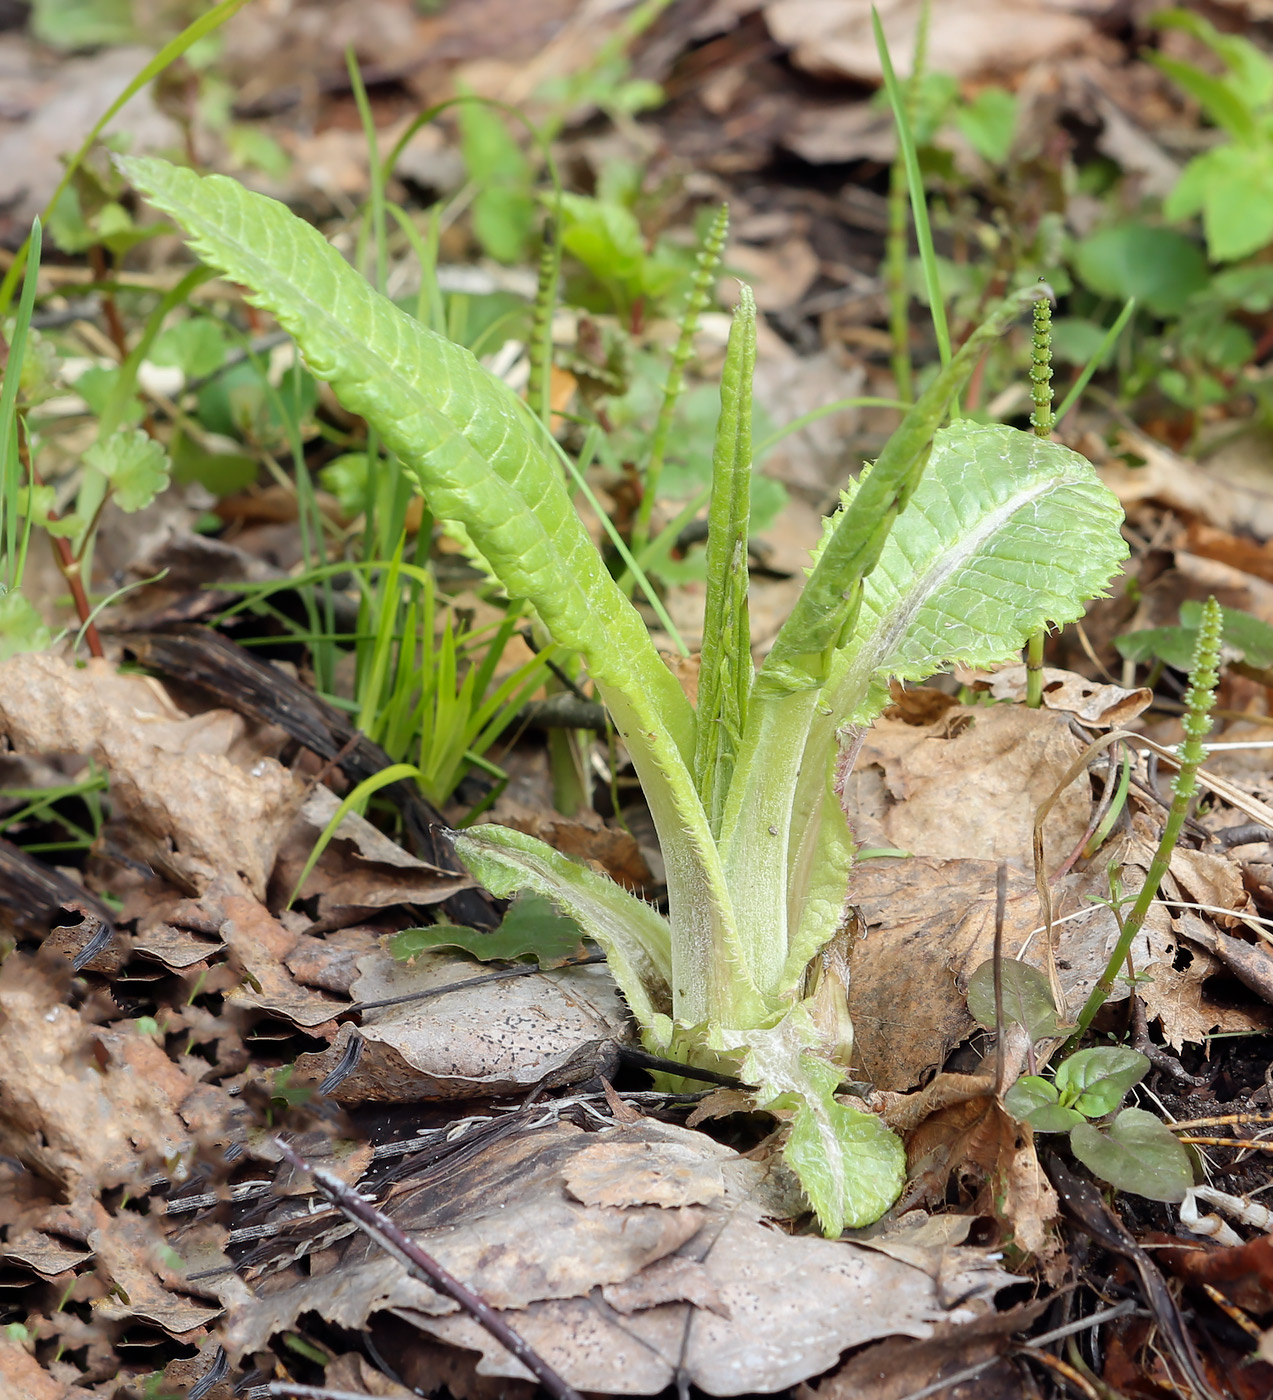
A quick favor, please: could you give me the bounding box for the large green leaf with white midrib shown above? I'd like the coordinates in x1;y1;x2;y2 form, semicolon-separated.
780;420;1129;988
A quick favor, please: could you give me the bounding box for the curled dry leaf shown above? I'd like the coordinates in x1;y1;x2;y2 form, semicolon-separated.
958;664;1152;728
86;1202;221;1334
0;653;300;899
273;786;471;915
295;946;630;1100
219;1116;1021;1395
844;703;1092;868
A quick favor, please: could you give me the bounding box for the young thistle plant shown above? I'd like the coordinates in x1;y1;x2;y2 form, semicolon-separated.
119;155;1129;1233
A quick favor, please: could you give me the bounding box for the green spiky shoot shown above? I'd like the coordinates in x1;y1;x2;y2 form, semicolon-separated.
1065;596;1222;1048
1029;287;1055;438
527;216;562;426
1025;284;1055;707
694;284;756;838
631;204;729;555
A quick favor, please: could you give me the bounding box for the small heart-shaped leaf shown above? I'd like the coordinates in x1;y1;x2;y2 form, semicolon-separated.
967;959;1061;1040
1003;1076;1084;1132
1055;1046;1148;1117
1070;1108;1194;1202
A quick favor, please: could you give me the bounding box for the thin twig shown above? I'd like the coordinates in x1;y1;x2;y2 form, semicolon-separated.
272;1137;585;1400
893;1301;1138;1400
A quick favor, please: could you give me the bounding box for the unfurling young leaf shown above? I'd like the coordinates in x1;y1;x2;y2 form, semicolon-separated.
1003;1077;1084;1133
1053;1046;1148;1118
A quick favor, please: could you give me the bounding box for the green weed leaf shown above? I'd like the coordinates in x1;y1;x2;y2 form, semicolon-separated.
1115;599;1273;671
1073;223;1208;316
393;894;587;967
966;958;1062;1040
1003;1077;1084;1133
1054;1046;1148;1117
1070;1107;1194;1202
84;430;170;513
715;1010;906;1234
0;590;54;661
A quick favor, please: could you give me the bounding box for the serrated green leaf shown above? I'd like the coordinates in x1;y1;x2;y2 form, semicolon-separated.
819;421;1128;729
967;958;1061;1039
714;1009;906;1234
453;823;676;1031
119;154;743;1028
83;429;170;513
393;893;586;967
0;590;53;661
1070;1107;1194;1202
1054;1046;1148;1117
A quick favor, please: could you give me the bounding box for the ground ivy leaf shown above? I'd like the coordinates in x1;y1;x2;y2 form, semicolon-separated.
1070;1108;1194;1202
85;429;171;512
0;590;54;661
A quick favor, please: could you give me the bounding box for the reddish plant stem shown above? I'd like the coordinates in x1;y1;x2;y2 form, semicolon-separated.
18;423;102;657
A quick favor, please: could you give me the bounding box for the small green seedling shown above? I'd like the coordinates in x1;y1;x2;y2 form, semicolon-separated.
119;153;1128;1234
967;959;1194;1203
1152;8;1273;263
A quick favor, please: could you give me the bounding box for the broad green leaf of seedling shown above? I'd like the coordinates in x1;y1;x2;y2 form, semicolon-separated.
966;958;1063;1040
1053;1045;1148;1118
84;430;171;513
1070;1108;1194;1203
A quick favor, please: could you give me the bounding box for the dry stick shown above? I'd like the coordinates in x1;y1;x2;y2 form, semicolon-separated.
892;1300;1137;1400
272;1137;585;1400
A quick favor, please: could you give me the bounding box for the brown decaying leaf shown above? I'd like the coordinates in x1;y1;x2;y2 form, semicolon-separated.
1157;1231;1273;1317
905;1095;1060;1263
959;664;1152;728
0;1336;93;1400
272;786;471;915
797;1298;1050;1400
0;955;197;1202
0;653;300;899
221;1115;1020;1396
843;702;1271;1088
295;947;630;1101
86;1202;221;1334
844;703;1092;866
764;0;1096;83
